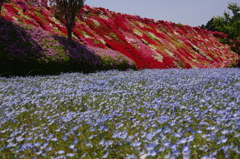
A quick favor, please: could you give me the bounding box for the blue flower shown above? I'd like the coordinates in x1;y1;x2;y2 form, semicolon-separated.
126;154;138;159
145;143;156;151
182;144;190;152
73;138;78;145
119;131;128;139
162;140;171;147
62;136;67;141
40;142;49;150
148;150;157;157
131;141;141;147
33;142;40;147
102;151;109;158
105;140;114;147
173;133;182;138
66;153;75;157
56;150;65;155
146;132;155;141
80;152;86;158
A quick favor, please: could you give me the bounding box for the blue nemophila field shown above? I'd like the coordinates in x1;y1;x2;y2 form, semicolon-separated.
0;68;240;159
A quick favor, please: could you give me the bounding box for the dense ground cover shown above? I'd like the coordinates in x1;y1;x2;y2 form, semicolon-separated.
0;68;240;158
1;1;239;73
0;18;136;76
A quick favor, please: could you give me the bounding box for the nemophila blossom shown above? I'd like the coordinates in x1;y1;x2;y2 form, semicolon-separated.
66;153;75;157
56;150;65;155
0;68;240;158
80;153;86;158
102;151;109;158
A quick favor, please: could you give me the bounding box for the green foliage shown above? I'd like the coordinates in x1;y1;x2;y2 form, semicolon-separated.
199;18;219;32
109;33;119;41
213;3;240;54
200;3;240;55
176;23;183;27
214;3;240;37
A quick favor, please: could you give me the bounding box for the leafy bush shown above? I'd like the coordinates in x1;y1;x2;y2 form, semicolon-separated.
200;3;240;55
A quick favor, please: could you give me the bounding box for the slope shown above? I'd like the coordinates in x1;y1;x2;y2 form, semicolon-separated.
1;1;239;71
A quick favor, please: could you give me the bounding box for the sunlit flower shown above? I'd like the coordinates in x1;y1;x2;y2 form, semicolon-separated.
102;151;109;158
56;150;65;155
0;67;239;158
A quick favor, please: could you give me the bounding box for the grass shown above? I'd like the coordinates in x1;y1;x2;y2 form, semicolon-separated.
0;68;240;158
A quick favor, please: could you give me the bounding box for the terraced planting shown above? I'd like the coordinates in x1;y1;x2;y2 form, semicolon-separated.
1;1;239;74
0;68;240;158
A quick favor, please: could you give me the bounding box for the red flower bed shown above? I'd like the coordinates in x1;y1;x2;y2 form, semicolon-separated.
2;2;239;69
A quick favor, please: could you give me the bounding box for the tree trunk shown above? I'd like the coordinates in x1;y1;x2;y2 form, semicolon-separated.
66;25;72;40
0;5;2;19
0;2;2;14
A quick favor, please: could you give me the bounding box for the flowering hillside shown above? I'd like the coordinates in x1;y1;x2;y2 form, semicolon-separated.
1;1;239;72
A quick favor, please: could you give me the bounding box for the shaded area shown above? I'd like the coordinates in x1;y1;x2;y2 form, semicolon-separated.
0;19;135;77
0;19;136;77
